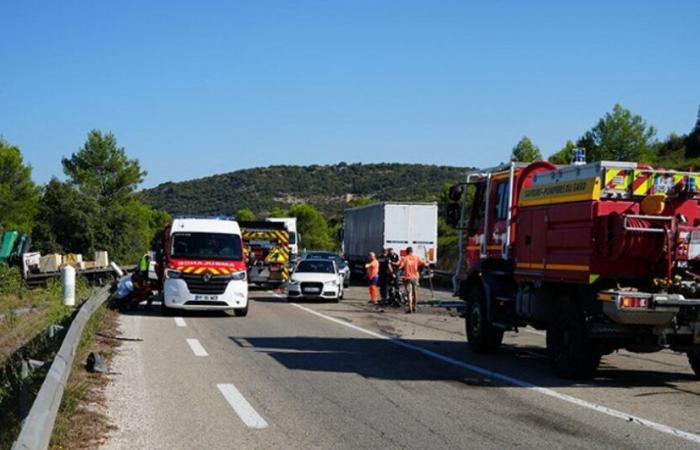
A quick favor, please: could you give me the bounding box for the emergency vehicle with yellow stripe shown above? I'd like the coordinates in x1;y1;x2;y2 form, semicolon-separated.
448;157;700;379
158;218;249;316
239;221;291;286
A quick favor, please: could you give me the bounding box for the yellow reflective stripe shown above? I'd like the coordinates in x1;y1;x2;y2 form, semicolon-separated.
517;262;589;272
604;169;631;190
194;267;206;274
598;292;615;302
547;263;589;272
209;268;219;275
632;170;652;196
516;262;545;270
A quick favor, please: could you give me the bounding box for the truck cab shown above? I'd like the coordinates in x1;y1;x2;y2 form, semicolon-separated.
161;218;249;316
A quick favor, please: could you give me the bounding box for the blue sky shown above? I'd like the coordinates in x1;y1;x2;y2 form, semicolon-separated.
1;1;699;188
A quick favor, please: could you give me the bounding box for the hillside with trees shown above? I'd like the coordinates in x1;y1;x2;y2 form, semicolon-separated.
141;163;471;217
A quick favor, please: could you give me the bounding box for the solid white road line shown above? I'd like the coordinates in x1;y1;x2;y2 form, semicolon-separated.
186;338;208;357
288;301;700;445
217;383;269;429
174;317;187;327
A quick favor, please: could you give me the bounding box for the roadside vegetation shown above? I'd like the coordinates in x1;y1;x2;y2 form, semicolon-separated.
50;304;120;450
0;266;94;448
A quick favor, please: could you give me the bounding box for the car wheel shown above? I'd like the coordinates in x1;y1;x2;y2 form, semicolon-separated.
160;300;173;316
234;305;249;317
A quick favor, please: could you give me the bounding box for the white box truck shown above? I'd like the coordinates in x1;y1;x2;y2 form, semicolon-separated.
343;202;438;274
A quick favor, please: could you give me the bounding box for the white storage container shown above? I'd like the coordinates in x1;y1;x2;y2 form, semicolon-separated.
94;251;109;268
39;254;63;273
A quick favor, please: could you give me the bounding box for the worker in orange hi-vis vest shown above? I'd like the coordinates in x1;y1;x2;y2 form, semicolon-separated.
399;246;426;314
365;252;379;304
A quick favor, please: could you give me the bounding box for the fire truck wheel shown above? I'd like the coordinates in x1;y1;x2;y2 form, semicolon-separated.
546;308;600;379
465;285;503;353
688;351;700;378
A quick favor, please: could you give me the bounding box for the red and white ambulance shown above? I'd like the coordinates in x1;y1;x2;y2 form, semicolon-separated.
159;218;249;316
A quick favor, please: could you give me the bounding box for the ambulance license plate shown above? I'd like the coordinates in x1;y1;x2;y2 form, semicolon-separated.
194;295;218;301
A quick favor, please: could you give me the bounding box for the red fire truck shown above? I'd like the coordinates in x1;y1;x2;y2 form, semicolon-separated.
449;159;700;378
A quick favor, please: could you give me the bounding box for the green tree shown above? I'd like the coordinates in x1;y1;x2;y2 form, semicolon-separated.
347;196;372;208
34;131;154;263
62;129;146;201
686;106;700;158
235;208;256;221
0;139;40;233
32;178;99;255
548;140;576;165
269;207;287;218
287;204;334;250
576;104;656;162
510;137;542;162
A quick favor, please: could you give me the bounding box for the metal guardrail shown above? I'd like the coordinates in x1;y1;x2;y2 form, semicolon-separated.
12;284;112;450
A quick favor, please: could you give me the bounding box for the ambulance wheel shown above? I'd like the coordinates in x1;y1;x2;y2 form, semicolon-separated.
160;302;174;316
465;284;503;353
234;305;249;317
547;307;601;379
688;350;700;378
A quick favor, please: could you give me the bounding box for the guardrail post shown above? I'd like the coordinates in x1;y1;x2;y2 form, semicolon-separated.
19;359;29;420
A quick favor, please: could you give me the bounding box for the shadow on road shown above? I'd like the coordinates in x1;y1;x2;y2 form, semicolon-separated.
227;335;699;392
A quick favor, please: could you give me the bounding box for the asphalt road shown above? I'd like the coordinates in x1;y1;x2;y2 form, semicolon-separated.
100;284;700;449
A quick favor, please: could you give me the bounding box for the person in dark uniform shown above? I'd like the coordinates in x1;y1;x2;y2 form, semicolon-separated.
378;248;390;301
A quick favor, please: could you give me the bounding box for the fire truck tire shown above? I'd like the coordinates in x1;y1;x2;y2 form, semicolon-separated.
547;308;601;379
234;305;249;317
688;351;700;378
465;285;503;353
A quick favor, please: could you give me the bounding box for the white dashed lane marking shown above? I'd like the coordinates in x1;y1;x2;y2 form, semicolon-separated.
217;383;269;429
284;295;700;445
174;317;187;327
186;338;208;357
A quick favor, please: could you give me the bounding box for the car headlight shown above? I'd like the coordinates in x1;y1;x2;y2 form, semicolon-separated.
165;269;182;279
230;270;246;281
326;279;338;286
288;279;299;285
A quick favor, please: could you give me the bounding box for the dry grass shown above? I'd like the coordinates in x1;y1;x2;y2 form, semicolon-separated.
50;305;121;450
0;277;93;367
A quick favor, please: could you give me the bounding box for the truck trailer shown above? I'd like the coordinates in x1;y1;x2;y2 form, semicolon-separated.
343;202;438;275
448;160;700;378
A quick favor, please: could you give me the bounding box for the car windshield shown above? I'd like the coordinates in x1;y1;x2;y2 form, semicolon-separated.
295;260;335;273
306;252;334;260
171;232;243;260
